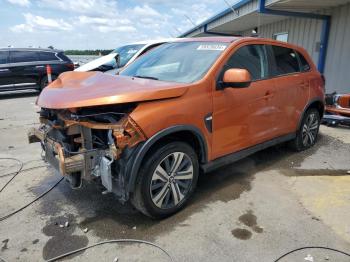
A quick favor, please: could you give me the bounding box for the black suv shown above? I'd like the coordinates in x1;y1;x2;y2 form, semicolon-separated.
0;48;74;92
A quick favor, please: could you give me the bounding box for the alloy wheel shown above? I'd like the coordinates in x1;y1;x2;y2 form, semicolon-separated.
150;152;194;209
302;112;319;147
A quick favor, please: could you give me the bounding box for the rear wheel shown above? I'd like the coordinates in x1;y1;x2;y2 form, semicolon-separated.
132;142;199;219
291;108;320;151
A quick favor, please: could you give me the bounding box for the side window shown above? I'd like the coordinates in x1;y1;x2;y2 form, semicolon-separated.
0;51;9;64
39;52;59;61
10;51;39;63
296;51;311;72
223;45;268;81
271;45;299;75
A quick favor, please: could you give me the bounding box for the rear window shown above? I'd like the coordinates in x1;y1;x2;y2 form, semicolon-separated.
271;45;299;76
297;51;311;72
10;51;39;63
0;51;9;64
57;52;72;62
39;51;59;61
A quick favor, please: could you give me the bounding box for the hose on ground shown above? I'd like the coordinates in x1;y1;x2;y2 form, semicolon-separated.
45;239;174;262
0;157;63;222
0;157;24;193
274;246;350;261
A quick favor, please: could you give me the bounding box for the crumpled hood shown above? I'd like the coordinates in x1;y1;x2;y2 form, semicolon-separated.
37;71;189;109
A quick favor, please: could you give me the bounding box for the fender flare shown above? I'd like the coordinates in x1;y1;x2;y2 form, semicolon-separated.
126;125;208;192
297;98;325;130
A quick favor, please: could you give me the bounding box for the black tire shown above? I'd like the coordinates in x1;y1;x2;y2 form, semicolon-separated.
290;108;320;151
40;75;57;91
131;141;199;219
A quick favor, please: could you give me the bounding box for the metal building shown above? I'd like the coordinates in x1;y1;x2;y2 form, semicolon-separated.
180;0;350;93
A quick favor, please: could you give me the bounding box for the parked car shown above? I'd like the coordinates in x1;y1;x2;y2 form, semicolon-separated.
74;39;175;74
29;37;325;218
0;48;74;92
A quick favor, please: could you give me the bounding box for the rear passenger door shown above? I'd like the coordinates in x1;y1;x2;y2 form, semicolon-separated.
0;51;13;90
268;45;310;135
9;51;40;89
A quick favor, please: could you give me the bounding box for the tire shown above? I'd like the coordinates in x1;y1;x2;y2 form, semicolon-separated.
131;141;199;219
290;108;320;151
40;74;57;91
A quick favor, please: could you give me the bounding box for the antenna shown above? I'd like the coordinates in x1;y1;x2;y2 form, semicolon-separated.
184;14;196;26
223;0;239;15
173;27;182;34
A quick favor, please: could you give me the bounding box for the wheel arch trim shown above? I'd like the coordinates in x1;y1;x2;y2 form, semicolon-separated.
127;125;208;192
297;98;324;130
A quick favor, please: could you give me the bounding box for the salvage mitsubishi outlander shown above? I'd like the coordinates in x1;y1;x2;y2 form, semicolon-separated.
28;37;325;218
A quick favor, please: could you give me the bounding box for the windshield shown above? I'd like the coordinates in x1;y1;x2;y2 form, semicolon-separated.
120;41;228;83
110;44;145;67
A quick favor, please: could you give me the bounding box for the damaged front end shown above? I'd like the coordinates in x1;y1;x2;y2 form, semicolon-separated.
28;104;146;202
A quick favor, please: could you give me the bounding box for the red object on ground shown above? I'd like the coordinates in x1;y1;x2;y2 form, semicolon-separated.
325;93;350;117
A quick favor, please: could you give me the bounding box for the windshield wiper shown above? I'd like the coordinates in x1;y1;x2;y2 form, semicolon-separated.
133;75;159;80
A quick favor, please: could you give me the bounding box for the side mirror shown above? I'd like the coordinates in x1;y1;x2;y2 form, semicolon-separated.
221;68;251;88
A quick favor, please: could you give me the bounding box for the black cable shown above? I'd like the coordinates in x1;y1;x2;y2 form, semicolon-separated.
274;246;350;262
45;239;174;262
0;177;63;222
0;164;47;178
0;157;24;193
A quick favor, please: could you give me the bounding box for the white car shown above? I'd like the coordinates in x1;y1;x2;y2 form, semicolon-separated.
75;39;176;74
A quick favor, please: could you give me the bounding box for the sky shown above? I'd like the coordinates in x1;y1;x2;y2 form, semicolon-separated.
0;0;239;50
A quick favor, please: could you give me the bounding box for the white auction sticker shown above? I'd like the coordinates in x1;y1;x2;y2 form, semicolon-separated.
197;44;227;51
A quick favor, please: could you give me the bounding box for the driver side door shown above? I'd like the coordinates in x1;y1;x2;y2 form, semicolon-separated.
212;44;278;159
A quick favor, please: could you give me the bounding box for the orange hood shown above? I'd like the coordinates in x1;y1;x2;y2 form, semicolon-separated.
37;71;189;109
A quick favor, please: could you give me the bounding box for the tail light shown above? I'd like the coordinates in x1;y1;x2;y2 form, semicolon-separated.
66;63;75;70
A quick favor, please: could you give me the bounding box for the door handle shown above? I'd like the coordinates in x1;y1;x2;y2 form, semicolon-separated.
35;65;45;68
0;69;9;72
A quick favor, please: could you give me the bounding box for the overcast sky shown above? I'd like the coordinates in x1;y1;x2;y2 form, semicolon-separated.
0;0;239;50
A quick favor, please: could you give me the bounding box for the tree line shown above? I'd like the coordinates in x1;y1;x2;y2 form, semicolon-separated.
64;49;113;56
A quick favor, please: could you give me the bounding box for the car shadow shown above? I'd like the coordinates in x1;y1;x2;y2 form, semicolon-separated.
34;134;328;242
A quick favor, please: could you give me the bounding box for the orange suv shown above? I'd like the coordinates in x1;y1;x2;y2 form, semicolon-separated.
28;37;325;218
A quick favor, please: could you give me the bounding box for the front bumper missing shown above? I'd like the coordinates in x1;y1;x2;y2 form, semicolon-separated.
28;127;113;189
28;127;85;176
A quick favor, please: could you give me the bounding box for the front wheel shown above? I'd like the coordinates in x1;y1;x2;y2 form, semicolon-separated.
132;142;199;219
290;108;320;151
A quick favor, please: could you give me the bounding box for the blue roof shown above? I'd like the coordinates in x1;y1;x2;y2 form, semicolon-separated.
179;0;253;37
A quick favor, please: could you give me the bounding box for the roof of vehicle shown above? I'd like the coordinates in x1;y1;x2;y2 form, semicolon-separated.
174;36;242;43
0;47;63;52
129;38;178;45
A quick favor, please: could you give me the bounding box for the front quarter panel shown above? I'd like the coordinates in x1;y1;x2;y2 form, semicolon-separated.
130;81;213;160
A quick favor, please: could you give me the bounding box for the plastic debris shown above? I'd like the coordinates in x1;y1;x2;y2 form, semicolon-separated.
113;256;119;262
304;254;314;262
102;190;109;195
346;170;350;174
132;226;136;230
59;224;64;228
83;228;89;233
325;256;329;260
65;221;69;227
